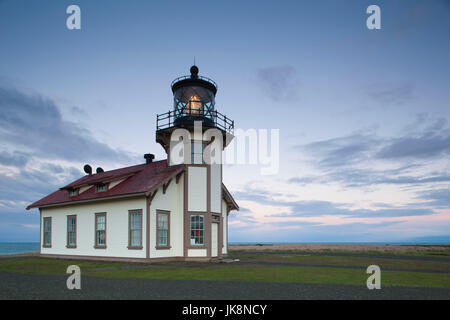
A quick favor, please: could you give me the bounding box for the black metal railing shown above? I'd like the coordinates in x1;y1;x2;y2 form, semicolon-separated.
156;110;234;135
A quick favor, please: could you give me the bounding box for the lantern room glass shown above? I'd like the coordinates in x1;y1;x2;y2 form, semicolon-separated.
173;86;215;120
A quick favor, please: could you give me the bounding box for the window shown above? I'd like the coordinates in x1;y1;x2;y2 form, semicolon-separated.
96;183;108;193
156;210;170;249
128;210;142;249
190;215;204;246
212;215;220;223
43;217;51;248
191;142;204;164
95;213;106;248
69;189;78;197
67;215;77;248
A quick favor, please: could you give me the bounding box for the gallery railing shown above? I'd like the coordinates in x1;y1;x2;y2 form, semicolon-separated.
156;110;234;135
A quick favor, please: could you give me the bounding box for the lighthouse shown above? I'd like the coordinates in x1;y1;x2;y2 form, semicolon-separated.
156;65;236;259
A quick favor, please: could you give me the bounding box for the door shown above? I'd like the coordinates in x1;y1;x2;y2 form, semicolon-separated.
211;223;218;257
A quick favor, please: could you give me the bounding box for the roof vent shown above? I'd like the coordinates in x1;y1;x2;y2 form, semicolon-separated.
144;153;155;164
83;164;92;176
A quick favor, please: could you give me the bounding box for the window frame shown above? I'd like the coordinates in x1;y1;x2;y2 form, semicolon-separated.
66;215;77;248
43;217;52;248
156;210;171;250
94;212;107;249
189;214;205;247
128;209;143;250
190;141;205;164
96;183;108;193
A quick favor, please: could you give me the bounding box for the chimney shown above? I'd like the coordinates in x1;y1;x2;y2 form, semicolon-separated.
144;153;155;164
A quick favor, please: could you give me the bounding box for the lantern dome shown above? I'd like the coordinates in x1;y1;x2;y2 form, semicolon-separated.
171;66;218;127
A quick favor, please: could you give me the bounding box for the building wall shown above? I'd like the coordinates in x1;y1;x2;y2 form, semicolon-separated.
210;164;221;214
186;165;208;258
39;171;231;261
41;197;147;258
222;199;228;255
187;166;207;212
149;174;184;258
188;248;207;257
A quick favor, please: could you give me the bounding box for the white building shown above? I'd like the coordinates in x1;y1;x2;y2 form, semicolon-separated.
27;66;239;262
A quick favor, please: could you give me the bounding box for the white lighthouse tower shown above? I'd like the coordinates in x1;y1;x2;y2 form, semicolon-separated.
156;65;236;259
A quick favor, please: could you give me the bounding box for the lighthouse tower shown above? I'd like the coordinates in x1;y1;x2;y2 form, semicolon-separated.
156;66;235;259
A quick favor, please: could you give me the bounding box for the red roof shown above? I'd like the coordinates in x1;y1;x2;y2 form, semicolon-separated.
27;160;183;210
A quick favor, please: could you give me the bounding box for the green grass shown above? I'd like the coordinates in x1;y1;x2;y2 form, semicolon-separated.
0;257;124;275
0;256;448;288
231;252;450;272
90;265;450;288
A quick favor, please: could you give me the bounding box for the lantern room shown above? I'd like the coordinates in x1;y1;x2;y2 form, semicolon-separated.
156;65;235;152
171;65;217;127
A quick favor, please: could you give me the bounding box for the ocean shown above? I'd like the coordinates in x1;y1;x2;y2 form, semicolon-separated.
0;243;40;255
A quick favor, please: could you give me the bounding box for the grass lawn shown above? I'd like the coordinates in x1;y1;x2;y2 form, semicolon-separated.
232;252;450;272
0;251;449;288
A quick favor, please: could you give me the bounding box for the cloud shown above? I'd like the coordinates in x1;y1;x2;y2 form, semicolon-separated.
275;201;434;218
0;165;83;204
289;167;450;188
303;133;379;168
300;119;450;169
236;187;435;219
376;119;450;159
256;65;298;102
293;117;450;189
0;85;131;163
0;150;30;167
0;211;40;242
392;1;450;36
364;82;415;106
416;188;450;208
229;220;408;243
0;85;128;203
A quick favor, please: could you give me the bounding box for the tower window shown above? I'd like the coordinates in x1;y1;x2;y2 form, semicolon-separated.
191;142;204;164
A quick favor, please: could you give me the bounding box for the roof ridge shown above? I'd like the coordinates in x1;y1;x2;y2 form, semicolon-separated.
61;159;168;189
96;159;167;174
26;159;182;210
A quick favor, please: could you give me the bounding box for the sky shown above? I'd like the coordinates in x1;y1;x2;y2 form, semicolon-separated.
0;0;449;243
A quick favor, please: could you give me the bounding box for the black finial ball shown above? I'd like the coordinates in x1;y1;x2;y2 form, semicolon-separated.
190;65;199;77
